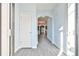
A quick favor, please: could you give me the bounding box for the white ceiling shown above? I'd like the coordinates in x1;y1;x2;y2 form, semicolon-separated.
36;3;57;11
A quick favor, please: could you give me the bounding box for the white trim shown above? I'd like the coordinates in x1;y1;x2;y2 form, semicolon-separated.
1;3;10;56
32;45;37;48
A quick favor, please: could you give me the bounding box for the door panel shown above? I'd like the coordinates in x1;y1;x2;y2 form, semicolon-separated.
20;14;32;48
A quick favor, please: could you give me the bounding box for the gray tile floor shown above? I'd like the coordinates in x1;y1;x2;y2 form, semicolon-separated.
14;34;65;56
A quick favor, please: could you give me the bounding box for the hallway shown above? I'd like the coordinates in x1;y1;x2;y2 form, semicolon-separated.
0;3;77;56
14;34;60;56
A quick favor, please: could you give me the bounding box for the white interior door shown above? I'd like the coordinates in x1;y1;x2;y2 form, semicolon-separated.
20;14;32;48
67;3;76;56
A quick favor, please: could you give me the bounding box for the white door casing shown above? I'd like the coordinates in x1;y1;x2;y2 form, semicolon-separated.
67;3;76;56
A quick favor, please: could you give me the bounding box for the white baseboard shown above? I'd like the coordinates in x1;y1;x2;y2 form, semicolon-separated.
52;41;54;44
32;46;37;48
47;36;52;42
54;42;60;48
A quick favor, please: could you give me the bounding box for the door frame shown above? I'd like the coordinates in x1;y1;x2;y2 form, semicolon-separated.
9;3;79;56
73;3;78;56
67;3;78;56
0;3;1;56
9;3;15;56
75;3;79;56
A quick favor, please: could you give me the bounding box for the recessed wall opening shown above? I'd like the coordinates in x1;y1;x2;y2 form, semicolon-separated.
38;16;47;36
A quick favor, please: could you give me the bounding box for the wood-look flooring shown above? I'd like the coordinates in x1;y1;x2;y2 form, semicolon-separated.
14;34;66;56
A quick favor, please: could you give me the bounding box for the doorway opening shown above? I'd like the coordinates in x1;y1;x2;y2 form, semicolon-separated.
10;3;66;56
9;3;77;56
38;16;47;38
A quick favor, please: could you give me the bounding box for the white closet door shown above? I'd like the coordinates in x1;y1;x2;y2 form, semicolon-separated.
20;14;32;48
